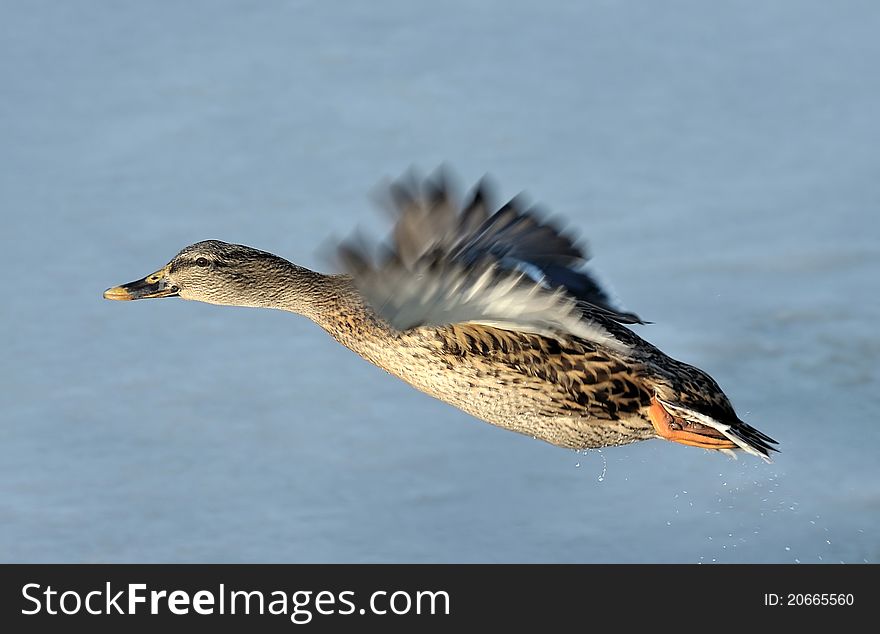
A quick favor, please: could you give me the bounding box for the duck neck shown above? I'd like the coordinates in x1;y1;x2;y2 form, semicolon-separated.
264;263;342;318
270;263;391;350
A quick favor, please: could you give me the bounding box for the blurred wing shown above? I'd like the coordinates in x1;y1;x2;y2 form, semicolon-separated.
338;246;629;352
380;171;642;323
338;169;639;349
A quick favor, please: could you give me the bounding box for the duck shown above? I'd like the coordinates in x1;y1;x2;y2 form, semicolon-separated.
104;170;778;461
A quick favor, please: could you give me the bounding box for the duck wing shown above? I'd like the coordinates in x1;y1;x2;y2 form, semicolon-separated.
338;170;639;351
386;170;641;323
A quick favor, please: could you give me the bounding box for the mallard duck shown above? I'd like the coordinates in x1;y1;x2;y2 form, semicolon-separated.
104;171;777;461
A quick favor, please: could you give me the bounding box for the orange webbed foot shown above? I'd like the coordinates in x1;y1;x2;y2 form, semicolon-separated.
648;397;738;450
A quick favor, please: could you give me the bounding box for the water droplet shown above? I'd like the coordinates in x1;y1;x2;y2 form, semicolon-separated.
575;462;580;468
785;546;791;551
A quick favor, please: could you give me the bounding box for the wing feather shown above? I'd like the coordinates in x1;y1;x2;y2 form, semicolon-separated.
338;170;641;349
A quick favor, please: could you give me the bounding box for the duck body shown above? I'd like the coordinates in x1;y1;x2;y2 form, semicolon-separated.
349;320;661;451
269;270;772;457
104;170;778;460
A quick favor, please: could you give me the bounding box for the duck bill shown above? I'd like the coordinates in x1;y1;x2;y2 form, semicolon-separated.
103;265;178;301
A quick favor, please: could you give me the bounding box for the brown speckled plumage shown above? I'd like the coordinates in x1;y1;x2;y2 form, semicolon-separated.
104;170;778;461
304;279;772;455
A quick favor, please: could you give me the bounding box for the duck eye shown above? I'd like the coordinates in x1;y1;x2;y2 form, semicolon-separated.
195;257;209;267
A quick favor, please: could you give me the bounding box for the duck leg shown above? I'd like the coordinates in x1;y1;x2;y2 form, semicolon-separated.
648;397;737;450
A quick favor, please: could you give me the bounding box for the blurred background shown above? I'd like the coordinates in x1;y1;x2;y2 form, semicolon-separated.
1;0;877;562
